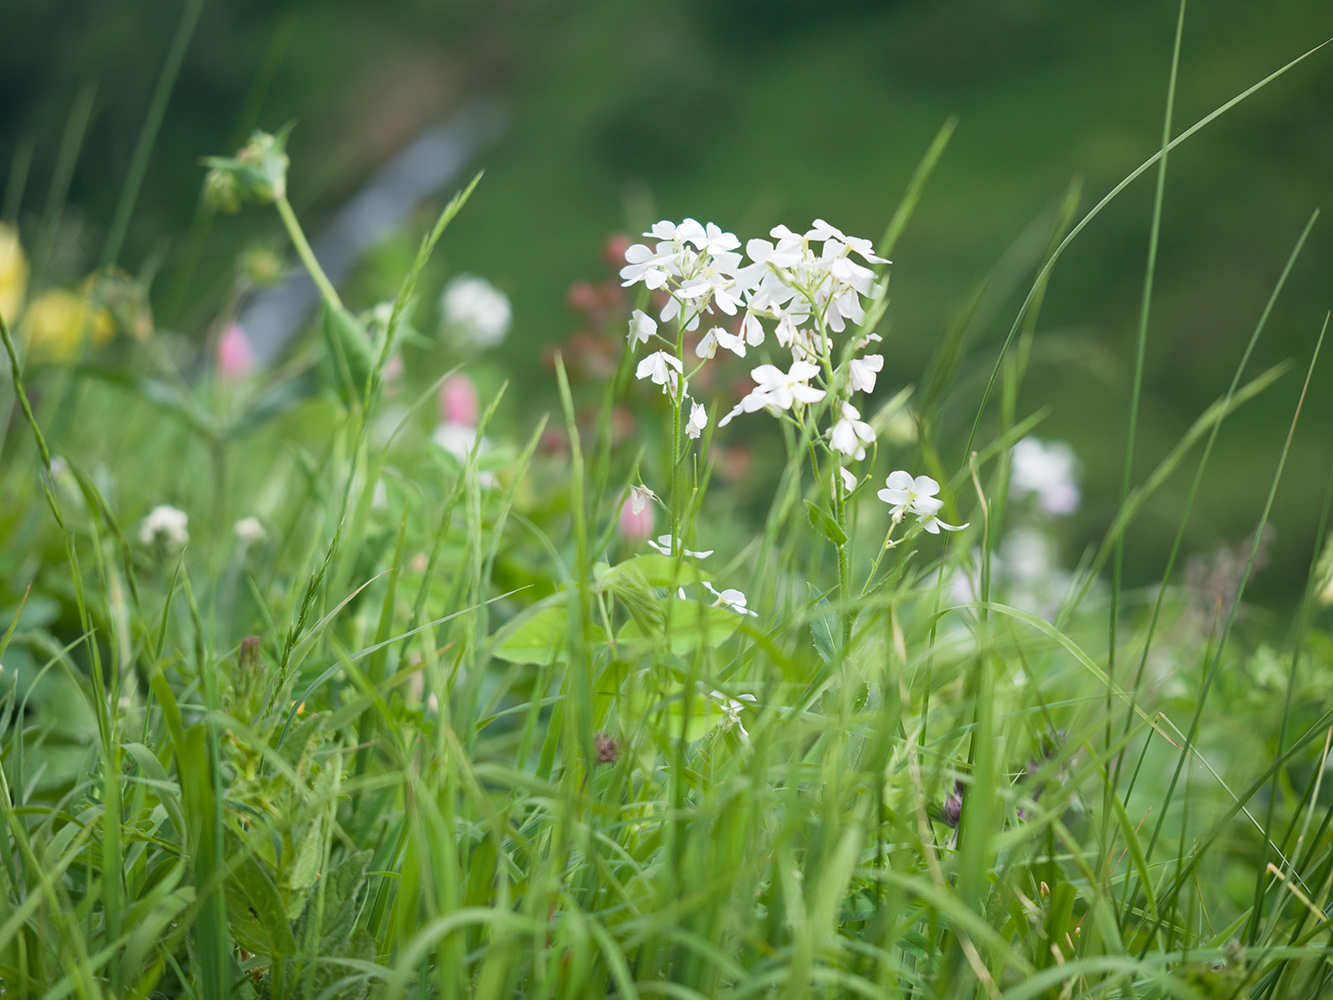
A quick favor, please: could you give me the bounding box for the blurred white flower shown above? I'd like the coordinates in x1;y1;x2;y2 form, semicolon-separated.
719;361;825;426
432;422;498;487
710;689;758;737
686;400;708;440
704;581;758;617
830;401;875;460
139;505;189;551
628;309;656;345
647;534;713;558
848;354;883;393
234;516;266;545
1010;437;1081;516
439;275;511;349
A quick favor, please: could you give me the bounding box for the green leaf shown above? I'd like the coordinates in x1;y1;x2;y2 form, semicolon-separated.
321;301;376;405
602;554;711;588
226;854;297;958
618;598;742;655
492;604;571;664
809;595;840;665
804;500;846;545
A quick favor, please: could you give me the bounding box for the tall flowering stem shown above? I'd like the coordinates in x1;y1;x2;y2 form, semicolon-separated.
620;218;891;628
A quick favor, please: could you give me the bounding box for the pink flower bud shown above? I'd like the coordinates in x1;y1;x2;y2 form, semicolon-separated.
438;372;479;426
217;322;254;378
618;492;655;542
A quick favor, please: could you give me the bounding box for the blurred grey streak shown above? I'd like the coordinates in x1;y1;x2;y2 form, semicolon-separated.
238;98;505;364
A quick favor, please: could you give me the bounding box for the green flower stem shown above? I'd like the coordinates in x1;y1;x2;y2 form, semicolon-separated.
275;193;342;309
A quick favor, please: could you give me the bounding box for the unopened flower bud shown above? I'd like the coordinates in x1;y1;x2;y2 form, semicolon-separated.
217;322;254;378
204;168;243;214
438;373;479;426
594;731;619;765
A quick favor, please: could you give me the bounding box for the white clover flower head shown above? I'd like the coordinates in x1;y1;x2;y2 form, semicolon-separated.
628;309;657;345
139;505;189;551
1010;437;1081;516
628;484;660;516
647;534;713;558
848;354;883;394
704;580;758;617
719;361;826;426
439;275;511;349
234;516;266;545
686;400;708;440
877;471;944;519
830;401;875;460
635;351;684;395
709;689;759;737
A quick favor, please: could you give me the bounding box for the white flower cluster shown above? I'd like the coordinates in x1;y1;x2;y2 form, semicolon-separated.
139;505;189;551
1010;437;1081;516
439;274;511;350
621;218;887;463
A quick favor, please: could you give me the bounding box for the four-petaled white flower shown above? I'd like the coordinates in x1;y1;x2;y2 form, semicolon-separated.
635;351;684;395
719;361;826;426
140;505;189;552
710;689;759;738
628;309;656;345
704;581;758;617
877;471;944;519
647;534;714;558
696;325;748;360
628;484;660;516
877;471;968;534
848;354;883;393
686;401;708;440
830;401;875;460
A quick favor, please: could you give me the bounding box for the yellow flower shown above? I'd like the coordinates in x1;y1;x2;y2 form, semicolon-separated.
20;289;115;361
0;223;28;328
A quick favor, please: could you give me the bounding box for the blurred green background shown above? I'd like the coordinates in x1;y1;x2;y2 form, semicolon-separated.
3;0;1332;595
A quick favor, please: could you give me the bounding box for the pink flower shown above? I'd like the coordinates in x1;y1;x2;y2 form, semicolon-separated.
217;323;254;378
618;492;656;542
438;373;479;426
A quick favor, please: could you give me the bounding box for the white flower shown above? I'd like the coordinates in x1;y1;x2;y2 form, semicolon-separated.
139;505;189;551
839;467;858;492
1010;437;1081;516
704;581;758;617
635;351;684;395
439;275;511;349
848;354;883;394
877;471;944;519
234;516;266;544
628;484;660;516
628;309;657;345
710;689;759;737
719;361;826;426
647;534;713;558
740;311;765;347
686;401;708;440
830;401;875;460
695;325;747;360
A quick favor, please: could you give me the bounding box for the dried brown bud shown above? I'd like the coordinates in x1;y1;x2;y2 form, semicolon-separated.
594;731;619;765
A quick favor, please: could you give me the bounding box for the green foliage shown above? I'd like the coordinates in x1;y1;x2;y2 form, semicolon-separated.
2;21;1333;1000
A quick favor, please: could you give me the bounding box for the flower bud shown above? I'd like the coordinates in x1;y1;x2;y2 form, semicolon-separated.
240;246;283;287
438;372;479;426
217;322;255;378
618;491;656;542
204;168;243;214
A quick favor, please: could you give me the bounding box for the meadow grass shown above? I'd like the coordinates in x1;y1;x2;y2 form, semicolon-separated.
2;14;1333;1000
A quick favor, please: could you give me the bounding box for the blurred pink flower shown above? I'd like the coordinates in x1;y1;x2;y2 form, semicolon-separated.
618;491;656;542
217;322;254;378
439;372;479;426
